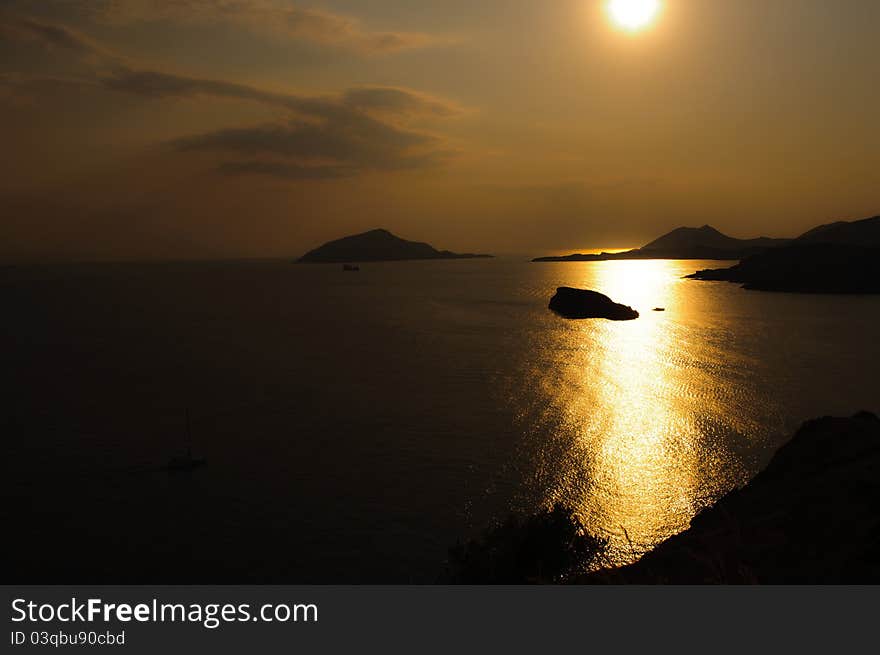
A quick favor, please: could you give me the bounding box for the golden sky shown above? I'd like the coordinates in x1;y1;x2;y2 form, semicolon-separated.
2;0;879;261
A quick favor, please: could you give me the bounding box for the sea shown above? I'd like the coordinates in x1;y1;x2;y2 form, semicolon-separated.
3;257;878;582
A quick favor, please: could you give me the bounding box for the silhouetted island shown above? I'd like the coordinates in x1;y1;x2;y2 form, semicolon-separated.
297;228;493;263
549;287;639;320
533;225;789;262
687;215;880;293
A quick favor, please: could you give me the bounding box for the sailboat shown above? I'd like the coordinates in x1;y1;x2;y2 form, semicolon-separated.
167;409;207;472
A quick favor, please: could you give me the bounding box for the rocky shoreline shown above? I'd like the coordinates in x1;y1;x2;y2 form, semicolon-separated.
446;412;880;584
582;412;880;583
686;244;880;294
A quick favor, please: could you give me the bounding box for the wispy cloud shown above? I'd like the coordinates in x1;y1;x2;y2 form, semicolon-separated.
162;80;456;176
281;6;436;54
1;10;460;179
95;67;462;175
78;0;440;55
340;87;460;118
0;13;118;63
100;69;462;119
177;117;448;175
216;160;354;179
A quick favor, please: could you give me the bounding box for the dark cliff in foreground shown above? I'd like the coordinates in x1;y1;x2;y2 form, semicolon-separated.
533;225;789;262
686;216;880;293
298;228;492;263
447;412;880;584
584;412;880;583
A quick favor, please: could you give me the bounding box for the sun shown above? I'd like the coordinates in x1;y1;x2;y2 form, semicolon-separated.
606;0;662;32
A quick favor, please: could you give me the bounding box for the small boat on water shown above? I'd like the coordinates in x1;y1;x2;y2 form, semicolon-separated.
342;264;360;271
167;409;207;472
167;449;207;472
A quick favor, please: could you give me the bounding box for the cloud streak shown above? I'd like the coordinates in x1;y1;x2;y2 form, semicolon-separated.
0;13;118;63
282;6;435;54
1;11;460;180
169;92;453;176
100;69;461;119
96;68;461;176
80;0;439;55
216;160;354;179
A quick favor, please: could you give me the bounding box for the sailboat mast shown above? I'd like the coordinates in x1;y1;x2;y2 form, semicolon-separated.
185;408;192;456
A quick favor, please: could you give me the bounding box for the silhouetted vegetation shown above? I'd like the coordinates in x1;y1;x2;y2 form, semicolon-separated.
444;504;606;583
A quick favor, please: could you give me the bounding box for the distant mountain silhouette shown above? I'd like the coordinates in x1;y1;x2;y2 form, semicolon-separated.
533;225;789;262
687;215;880;293
795;214;880;246
297;229;492;263
641;224;788;253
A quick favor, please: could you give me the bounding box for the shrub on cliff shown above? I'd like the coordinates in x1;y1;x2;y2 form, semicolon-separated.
445;503;606;584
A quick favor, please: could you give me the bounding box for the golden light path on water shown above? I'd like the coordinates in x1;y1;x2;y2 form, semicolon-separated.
585;262;700;562
533;260;754;566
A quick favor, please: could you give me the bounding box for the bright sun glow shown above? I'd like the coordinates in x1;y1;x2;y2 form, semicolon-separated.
607;0;661;32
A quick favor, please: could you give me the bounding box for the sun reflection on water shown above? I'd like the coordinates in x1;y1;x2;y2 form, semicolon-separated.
538;260;739;565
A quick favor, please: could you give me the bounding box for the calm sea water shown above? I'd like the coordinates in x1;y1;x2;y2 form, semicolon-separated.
3;258;878;581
